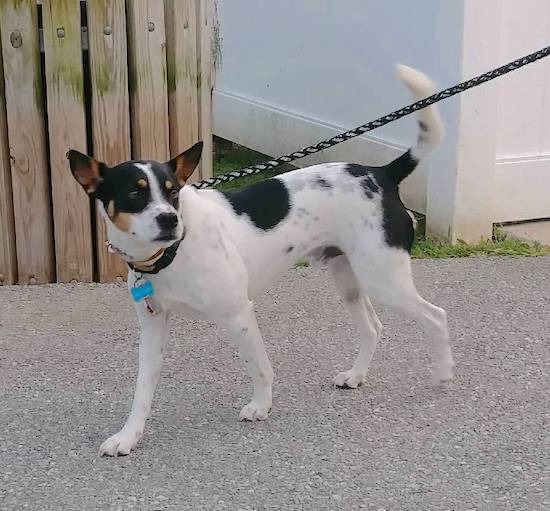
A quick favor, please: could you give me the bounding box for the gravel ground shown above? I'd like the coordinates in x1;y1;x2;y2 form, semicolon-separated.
0;257;549;510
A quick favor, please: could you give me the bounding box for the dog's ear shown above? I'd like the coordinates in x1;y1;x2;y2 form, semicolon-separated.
166;141;203;185
67;150;106;195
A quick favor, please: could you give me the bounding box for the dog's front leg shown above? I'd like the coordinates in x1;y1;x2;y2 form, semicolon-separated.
220;302;274;421
99;308;170;456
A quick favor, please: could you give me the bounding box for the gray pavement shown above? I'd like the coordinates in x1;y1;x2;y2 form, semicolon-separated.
0;257;549;510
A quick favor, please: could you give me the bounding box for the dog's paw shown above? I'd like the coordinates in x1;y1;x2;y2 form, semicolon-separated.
333;370;366;389
99;431;140;457
431;363;454;384
239;401;270;421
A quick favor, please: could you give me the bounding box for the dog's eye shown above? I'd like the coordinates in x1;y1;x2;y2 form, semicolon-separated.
169;190;179;203
128;190;141;199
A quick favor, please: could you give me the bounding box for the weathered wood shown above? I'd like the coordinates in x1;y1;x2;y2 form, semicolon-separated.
87;0;130;282
164;0;200;182
126;0;169;161
3;0;212;285
0;0;54;284
42;0;93;283
0;29;17;285
198;0;213;179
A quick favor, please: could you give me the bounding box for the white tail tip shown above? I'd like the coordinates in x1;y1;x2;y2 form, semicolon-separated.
395;63;437;98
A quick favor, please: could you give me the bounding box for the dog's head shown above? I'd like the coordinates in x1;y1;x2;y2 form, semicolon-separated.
68;142;202;245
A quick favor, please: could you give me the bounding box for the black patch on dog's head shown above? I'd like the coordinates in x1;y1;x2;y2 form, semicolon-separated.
69;142;202;215
68;150;181;232
99;161;180;232
286;246;294;253
221;178;291;230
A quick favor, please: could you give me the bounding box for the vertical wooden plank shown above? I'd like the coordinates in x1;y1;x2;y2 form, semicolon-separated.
164;0;200;182
42;0;93;282
126;0;169;160
0;0;54;284
198;0;213;178
0;26;17;285
87;0;130;282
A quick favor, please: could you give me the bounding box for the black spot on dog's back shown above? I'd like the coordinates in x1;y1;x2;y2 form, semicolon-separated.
346;163;415;252
222;178;291;230
316;177;332;189
345;164;380;200
371;167;415;252
364;176;379;194
346;164;367;179
379;185;415;252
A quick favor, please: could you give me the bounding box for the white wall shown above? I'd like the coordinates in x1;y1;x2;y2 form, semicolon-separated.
214;0;465;214
426;0;550;241
213;0;550;241
491;0;550;223
496;0;550;158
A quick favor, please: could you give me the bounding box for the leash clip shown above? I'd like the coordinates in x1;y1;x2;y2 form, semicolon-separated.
144;298;158;316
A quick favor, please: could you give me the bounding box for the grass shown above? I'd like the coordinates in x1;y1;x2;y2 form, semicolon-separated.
412;225;549;259
213;138;549;259
213;137;291;190
411;214;549;258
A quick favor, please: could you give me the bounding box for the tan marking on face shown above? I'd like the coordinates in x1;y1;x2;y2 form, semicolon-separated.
165;180;173;190
137;178;148;188
112;212;133;233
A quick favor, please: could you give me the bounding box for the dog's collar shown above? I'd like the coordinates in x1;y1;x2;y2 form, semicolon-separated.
128;238;182;274
106;231;184;275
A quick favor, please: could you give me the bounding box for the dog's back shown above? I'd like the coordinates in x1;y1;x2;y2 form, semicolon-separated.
203;64;444;296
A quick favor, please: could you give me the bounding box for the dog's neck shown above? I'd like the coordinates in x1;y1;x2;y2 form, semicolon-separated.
104;220;169;265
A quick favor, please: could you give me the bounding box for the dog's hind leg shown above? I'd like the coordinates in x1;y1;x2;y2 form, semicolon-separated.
349;251;454;383
328;256;383;389
219;301;274;421
99;308;170;456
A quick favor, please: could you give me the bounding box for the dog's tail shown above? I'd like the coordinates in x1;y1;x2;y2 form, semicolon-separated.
386;64;444;185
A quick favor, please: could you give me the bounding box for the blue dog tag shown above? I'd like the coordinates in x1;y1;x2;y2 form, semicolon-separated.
131;280;155;302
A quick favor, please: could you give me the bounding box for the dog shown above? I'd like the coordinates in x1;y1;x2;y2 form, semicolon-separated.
68;65;453;456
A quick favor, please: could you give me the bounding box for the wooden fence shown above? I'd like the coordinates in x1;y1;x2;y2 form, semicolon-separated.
0;0;214;285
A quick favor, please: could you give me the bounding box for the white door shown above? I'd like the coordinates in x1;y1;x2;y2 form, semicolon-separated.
493;0;550;222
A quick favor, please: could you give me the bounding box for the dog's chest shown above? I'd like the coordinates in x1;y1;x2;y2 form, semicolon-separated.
148;234;251;319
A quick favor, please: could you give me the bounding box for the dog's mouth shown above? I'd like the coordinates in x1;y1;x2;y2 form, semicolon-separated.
154;232;178;242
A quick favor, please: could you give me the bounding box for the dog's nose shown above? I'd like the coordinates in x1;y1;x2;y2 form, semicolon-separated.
156;212;178;230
